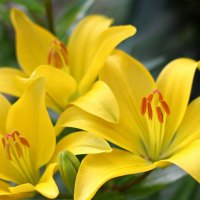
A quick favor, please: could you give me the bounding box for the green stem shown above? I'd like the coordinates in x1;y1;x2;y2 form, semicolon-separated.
44;0;55;33
112;171;152;192
57;192;73;199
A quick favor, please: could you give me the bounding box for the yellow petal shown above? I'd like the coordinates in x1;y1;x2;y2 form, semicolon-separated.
57;106;145;157
78;25;136;94
18;75;63;112
165;97;200;156
8;163;58;199
8;184;36;199
9;183;35;194
50;131;111;163
0;180;11;195
100;50;156;148
0;94;11;135
11;8;57;75
156;140;200;183
56;51;156;155
68;15;113;82
35;163;59;199
156;58;198;150
71;81;119;123
7;77;56;168
0;67;26;97
0;180;32;199
74;148;154;200
31;65;77;111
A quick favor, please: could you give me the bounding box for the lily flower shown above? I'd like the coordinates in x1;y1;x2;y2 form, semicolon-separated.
57;50;200;200
0;8;135;123
0;77;111;199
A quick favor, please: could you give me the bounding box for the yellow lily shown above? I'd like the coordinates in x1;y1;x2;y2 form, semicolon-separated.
57;50;200;200
0;8;135;121
0;77;111;199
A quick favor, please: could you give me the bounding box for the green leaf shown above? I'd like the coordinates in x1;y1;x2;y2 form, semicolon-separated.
110;165;186;199
0;3;10;22
95;191;126;200
128;166;186;197
10;0;44;14
55;0;96;40
167;176;198;200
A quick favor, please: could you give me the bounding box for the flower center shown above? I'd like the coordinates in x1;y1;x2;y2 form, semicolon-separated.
141;89;170;123
140;90;171;161
48;40;69;69
2;130;29;160
2;131;39;184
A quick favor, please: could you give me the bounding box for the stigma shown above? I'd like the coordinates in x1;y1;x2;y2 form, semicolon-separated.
2;131;30;160
48;40;69;69
141;90;170;123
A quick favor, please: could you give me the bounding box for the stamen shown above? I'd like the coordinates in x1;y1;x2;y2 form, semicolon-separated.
2;131;30;160
140;90;170;123
158;93;163;100
141;97;147;115
48;40;69;69
60;42;68;55
147;94;153;102
5;142;11;160
53;52;63;68
2;137;6;148
147;102;153;120
19;135;30;148
156;106;163;123
160;100;170;114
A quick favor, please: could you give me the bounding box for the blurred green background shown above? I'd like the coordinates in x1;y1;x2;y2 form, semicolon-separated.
0;0;200;199
1;0;200;68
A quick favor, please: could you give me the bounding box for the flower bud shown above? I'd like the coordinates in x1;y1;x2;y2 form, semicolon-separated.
58;150;80;193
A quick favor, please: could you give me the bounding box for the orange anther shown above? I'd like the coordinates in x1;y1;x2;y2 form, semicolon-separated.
54;52;63;69
48;40;69;69
19;135;30;148
48;48;54;64
2;131;30;160
147;102;153;120
158;93;163;100
160;100;170;115
141;97;147;115
51;40;58;46
147;94;153;102
156;106;163;123
60;42;68;55
141;89;170;123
